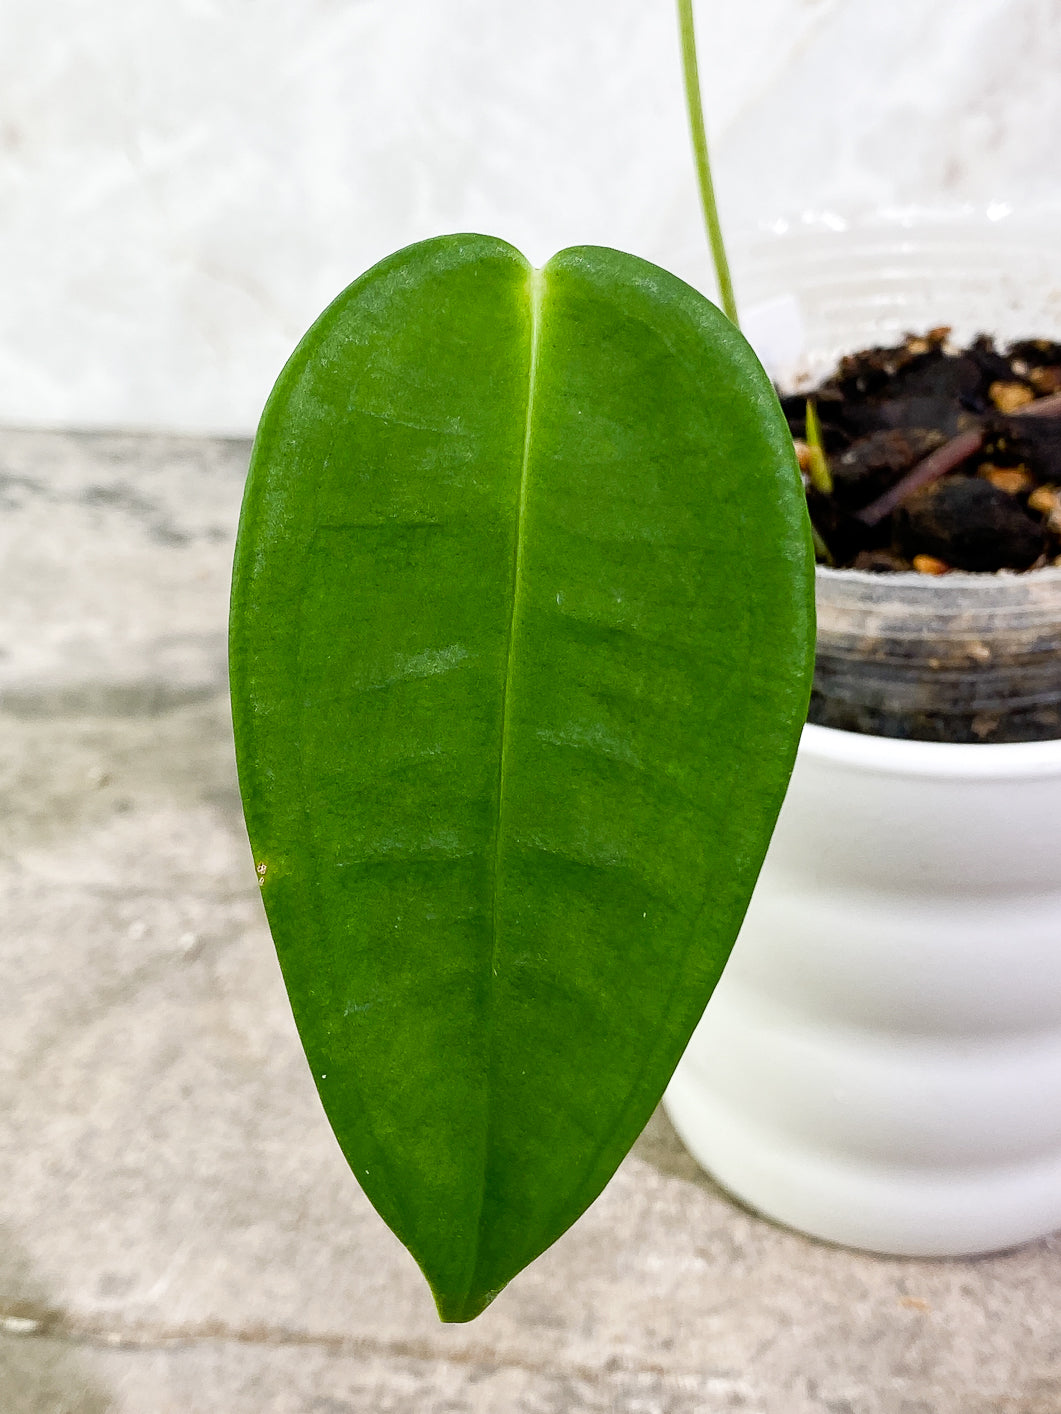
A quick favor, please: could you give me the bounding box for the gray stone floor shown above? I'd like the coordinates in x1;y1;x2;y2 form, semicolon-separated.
2;427;1060;1413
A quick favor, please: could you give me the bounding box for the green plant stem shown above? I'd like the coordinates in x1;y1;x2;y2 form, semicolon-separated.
810;522;834;566
677;0;738;326
803;398;833;495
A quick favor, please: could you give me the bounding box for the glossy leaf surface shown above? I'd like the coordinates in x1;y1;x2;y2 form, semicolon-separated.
230;235;814;1321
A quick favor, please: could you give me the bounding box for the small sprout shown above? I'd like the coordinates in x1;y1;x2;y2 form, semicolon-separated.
803;399;833;495
810;522;834;567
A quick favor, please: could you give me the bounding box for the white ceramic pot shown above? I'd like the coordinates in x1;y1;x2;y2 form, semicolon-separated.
665;722;1061;1256
665;210;1061;1255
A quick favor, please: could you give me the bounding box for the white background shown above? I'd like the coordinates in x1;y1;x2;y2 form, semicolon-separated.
4;0;1061;434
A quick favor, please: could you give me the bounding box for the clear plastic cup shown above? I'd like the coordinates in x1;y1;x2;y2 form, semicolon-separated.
812;565;1061;742
734;209;1061;742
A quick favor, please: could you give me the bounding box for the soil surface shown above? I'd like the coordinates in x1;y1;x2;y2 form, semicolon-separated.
783;329;1061;573
781;331;1061;743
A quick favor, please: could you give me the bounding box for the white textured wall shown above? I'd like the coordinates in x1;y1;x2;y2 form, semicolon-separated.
3;0;1060;434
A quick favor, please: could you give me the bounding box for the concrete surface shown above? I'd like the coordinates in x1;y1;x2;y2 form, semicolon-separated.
2;427;1060;1413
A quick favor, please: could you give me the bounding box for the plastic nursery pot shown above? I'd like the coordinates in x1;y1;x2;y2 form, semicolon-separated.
665;726;1061;1256
811;565;1061;743
665;210;1061;1256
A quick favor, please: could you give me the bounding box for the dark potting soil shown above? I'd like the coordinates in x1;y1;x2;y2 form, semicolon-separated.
782;330;1061;744
783;328;1061;574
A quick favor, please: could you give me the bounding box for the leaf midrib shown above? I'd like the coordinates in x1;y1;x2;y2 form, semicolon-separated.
465;264;544;1304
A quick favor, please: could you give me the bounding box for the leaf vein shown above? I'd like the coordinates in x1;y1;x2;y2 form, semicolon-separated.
467;264;544;1303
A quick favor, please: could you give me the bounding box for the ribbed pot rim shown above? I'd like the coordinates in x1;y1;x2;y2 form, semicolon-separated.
800;718;1061;776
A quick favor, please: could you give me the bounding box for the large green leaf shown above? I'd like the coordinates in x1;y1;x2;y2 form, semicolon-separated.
230;234;814;1321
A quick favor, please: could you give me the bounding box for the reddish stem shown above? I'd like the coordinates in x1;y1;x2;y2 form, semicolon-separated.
1013;390;1061;419
854;429;985;527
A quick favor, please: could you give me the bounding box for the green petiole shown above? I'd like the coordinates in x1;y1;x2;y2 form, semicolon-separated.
676;0;739;327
